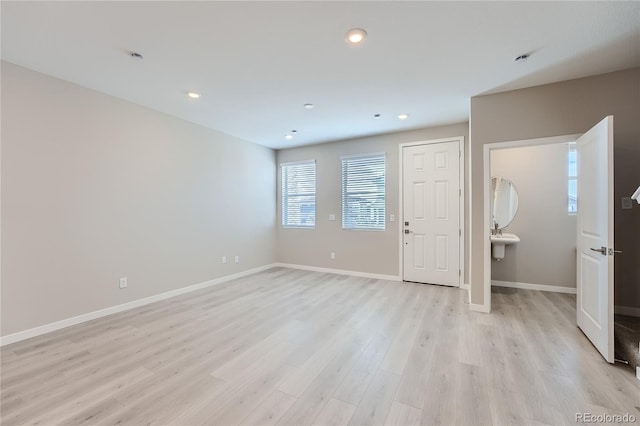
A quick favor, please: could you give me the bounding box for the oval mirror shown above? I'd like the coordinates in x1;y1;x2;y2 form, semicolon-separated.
491;177;519;229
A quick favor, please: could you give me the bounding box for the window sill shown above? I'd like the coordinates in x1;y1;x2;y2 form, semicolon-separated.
282;226;316;230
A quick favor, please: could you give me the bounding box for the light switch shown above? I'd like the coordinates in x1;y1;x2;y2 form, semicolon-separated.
329;214;336;221
622;197;633;209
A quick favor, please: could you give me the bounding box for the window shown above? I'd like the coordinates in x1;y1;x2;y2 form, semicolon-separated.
281;161;316;227
568;142;577;214
342;153;386;230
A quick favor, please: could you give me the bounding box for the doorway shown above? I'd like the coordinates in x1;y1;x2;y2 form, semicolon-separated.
482;134;579;310
489;142;577;292
400;137;464;286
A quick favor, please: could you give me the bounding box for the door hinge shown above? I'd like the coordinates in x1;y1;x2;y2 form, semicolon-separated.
459;269;461;276
459;150;461;158
459;189;462;197
459;229;461;236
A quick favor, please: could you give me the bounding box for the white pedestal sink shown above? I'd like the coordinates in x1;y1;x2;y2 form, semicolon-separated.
490;232;520;261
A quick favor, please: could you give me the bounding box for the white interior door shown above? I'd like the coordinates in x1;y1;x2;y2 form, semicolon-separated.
402;141;460;286
576;116;614;363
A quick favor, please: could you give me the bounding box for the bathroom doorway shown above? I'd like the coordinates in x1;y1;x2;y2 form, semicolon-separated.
489;142;577;294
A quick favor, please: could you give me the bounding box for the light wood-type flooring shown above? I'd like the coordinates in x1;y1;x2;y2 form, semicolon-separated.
2;267;639;425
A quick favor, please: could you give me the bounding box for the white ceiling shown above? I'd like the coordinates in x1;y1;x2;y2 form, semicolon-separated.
2;1;639;149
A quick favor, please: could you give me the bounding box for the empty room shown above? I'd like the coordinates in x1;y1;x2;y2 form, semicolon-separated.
2;1;640;425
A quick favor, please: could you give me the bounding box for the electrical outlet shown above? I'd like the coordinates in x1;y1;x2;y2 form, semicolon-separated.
390;214;396;222
119;277;128;289
222;256;227;264
330;252;336;260
234;255;239;263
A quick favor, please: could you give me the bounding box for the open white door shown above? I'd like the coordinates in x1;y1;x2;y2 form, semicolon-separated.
402;141;461;286
576;116;615;363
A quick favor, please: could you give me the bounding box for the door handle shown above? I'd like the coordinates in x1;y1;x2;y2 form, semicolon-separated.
590;247;622;256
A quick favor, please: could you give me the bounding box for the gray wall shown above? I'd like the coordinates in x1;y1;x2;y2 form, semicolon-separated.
277;123;469;280
491;143;577;288
1;62;277;336
470;67;640;309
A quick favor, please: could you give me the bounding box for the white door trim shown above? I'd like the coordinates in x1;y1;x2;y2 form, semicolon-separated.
481;133;581;313
399;136;465;285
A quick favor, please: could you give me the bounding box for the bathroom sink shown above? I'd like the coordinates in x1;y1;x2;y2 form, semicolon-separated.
490;233;520;245
490;232;520;260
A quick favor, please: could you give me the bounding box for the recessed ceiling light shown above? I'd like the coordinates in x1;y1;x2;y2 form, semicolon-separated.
515;53;529;63
346;28;367;44
304;104;315;109
373;114;381;119
129;51;144;60
187;92;201;99
398;113;409;120
291;130;298;134
285;134;293;140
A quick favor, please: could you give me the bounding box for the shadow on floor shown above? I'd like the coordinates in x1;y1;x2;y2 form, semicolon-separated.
615;314;640;374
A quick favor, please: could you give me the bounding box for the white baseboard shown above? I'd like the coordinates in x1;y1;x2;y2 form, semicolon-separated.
469;303;490;313
636;367;640;381
0;264;277;347
615;305;640;317
273;263;401;282
460;283;470;291
492;280;577;294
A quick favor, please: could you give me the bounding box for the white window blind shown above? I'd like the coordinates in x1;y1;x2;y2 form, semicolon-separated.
342;154;386;230
568;142;577;214
281;161;316;227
